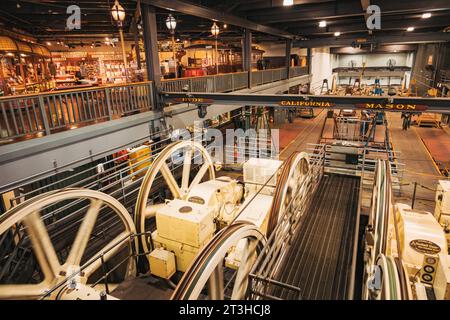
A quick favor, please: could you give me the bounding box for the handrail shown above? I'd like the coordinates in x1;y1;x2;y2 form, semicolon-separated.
161;66;308;93
0;81;153;101
0;82;154;142
161;71;248;82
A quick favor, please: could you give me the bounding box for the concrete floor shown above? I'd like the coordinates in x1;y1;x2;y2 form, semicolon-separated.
386;112;448;213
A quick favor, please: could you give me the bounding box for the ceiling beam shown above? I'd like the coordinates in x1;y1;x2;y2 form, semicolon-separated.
247;0;450;24
140;0;295;39
247;1;363;23
236;0;334;12
289;15;450;35
294;32;450;48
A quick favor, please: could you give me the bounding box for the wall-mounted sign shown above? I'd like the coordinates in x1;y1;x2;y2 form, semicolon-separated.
173;97;214;104
410;239;441;255
278;100;335;107
356;103;428;111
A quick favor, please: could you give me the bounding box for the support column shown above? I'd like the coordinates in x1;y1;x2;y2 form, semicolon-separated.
307;48;312;75
141;4;161;88
141;3;162;110
285;39;292;79
133;19;142;73
243;29;252;88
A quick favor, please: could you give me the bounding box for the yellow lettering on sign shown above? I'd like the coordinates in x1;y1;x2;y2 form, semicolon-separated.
364;103;419;110
279;100;334;107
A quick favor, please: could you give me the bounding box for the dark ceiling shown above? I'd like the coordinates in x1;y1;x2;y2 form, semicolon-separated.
0;0;449;45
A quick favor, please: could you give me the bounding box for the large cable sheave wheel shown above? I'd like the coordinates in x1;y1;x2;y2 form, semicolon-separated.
171;221;265;300
134;140;216;263
267;151;310;238
0;188;136;300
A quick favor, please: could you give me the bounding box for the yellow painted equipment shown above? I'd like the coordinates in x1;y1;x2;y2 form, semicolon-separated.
156;199;215;248
149;248;176;279
152;230;212;272
127;145;152;179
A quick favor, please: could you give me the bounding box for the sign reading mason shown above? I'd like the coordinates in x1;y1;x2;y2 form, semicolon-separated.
279;100;335;108
174;97;214;104
356;103;428;111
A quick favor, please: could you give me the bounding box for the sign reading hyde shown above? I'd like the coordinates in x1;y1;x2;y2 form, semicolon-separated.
174;97;215;104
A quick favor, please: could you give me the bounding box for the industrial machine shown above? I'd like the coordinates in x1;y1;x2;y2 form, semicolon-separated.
134;140;295;298
363;162;450;300
0;140;311;300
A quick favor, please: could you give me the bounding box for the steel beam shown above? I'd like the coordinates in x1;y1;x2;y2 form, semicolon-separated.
141;3;162;111
162;92;450;114
237;0;334;12
285;39;292;79
133;19;142;72
141;4;161;86
293;15;450;36
141;0;295;39
243;29;253;88
294;32;450;48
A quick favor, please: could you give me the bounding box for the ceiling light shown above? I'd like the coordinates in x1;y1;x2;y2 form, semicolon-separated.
211;22;220;37
334;32;341;37
319;20;327;28
166;14;177;33
223;23;228;29
422;13;431;19
406;27;414;32
283;0;294;6
111;0;126;23
46;41;52;46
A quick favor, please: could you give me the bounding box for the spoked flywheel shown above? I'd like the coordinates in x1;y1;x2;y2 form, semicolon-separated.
0;188;136;300
135;140;216;260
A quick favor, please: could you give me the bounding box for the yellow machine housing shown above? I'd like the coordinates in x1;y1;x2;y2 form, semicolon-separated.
434;254;450;300
395;203;447;275
435;180;450;226
128;145;152;179
149;248;176;279
156;199;215;247
147;158;283;279
152;230;212;272
243;158;282;196
225;193;273;269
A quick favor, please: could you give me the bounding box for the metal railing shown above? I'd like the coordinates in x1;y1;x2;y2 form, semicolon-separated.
162;66;308;93
0;82;154;142
289;66;308;78
161;72;248;93
0;66;309;143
